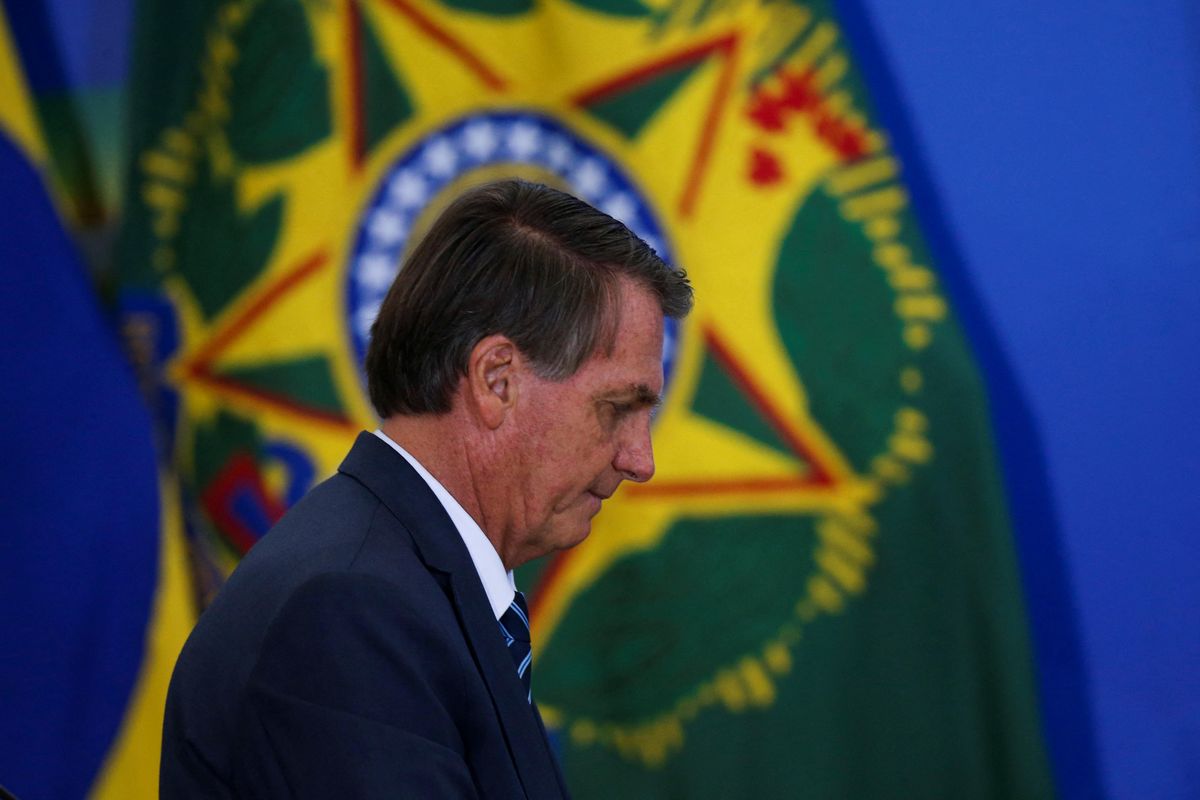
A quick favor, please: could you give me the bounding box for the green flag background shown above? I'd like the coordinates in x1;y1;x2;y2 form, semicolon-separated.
12;0;1200;796
113;0;1053;796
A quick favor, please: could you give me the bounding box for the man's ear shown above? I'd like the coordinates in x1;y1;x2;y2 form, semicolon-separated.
466;334;519;430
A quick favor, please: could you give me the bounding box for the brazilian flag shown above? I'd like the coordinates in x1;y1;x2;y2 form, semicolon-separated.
117;0;1055;796
0;3;195;798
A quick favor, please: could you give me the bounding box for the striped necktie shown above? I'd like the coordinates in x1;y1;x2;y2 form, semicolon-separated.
498;591;532;702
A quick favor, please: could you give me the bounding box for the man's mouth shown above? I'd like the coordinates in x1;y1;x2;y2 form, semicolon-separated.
585;489;610;515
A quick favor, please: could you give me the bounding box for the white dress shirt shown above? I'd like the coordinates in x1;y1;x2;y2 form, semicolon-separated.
373;429;515;620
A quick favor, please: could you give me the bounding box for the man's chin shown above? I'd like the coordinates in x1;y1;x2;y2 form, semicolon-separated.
554;517;594;553
527;510;597;563
562;519;593;549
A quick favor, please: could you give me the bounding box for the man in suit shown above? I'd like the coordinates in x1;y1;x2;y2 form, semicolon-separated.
160;179;693;797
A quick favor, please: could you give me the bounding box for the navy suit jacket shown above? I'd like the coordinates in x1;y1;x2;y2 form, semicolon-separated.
161;432;570;798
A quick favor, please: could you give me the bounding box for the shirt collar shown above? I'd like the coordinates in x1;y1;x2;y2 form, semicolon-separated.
373;429;515;620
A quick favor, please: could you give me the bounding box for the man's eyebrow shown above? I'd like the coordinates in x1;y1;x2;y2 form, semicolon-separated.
638;385;663;409
603;383;661;408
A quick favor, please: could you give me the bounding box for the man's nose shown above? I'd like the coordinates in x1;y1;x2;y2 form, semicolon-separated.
614;416;655;483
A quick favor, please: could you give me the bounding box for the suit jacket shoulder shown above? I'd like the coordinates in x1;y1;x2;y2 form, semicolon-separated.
161;433;569;799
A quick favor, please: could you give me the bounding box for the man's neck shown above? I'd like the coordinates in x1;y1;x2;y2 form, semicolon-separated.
379;413;512;566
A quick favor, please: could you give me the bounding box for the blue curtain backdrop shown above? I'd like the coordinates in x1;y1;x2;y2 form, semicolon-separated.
0;134;159;799
845;2;1200;798
2;1;1198;797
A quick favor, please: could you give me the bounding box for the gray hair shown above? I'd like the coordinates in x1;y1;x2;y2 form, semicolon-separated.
365;179;693;416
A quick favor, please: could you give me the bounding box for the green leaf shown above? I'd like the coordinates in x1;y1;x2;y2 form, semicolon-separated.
436;0;534;16
227;0;332;164
691;347;794;458
567;0;652;17
124;2;211;154
537;514;817;720
115;201;162;292
193;409;262;490
175;154;282;319
580;58;702;139
516;554;554;602
359;9;415;154
772;187;905;469
215;355;346;417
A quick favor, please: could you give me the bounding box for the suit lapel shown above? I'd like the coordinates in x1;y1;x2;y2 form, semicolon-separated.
445;569;566;799
339;433;565;799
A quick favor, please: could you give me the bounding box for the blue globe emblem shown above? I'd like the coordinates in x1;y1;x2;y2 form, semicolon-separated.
347;110;683;403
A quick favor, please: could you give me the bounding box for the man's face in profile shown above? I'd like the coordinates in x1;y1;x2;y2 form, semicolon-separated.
503;279;665;566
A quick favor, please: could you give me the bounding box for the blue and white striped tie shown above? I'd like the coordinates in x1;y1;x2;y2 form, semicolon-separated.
498;591;532;702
